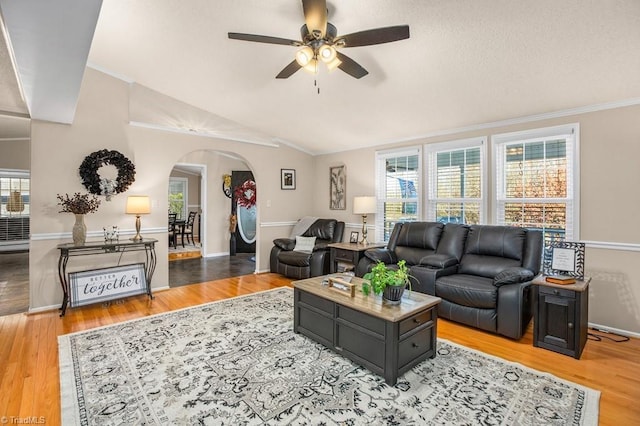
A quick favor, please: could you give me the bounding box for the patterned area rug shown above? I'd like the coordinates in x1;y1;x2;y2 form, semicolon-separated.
59;288;599;425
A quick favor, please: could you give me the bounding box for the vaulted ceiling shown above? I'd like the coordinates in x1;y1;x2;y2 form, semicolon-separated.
2;1;640;154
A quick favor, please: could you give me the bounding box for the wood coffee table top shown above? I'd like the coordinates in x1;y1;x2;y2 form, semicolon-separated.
293;274;441;323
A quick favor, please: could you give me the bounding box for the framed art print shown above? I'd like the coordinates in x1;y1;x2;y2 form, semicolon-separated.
543;241;585;280
329;165;346;210
350;231;359;243
281;169;295;190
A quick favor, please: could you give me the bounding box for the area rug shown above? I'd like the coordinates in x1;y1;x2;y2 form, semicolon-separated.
59;288;599;425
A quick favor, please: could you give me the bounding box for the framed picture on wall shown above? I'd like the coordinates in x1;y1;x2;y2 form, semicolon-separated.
329;165;346;210
281;169;296;190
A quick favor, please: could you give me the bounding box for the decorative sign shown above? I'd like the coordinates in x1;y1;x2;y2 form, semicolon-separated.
328;277;356;297
68;263;147;307
543;241;585;280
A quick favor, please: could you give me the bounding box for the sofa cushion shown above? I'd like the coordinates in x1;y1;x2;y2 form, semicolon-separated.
278;250;311;267
464;225;526;259
435;274;497;309
493;267;534;287
303;219;337;240
293;236;316;253
396;222;444;251
273;238;295;251
395;246;439;266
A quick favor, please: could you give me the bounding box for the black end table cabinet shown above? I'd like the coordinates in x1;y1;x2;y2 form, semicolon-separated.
532;276;590;359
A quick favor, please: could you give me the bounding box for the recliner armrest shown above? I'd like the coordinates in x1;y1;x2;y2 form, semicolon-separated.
418;254;459;269
364;248;396;264
273;238;295;251
312;240;330;251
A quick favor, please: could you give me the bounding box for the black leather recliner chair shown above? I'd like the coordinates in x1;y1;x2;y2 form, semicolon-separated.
270;219;345;279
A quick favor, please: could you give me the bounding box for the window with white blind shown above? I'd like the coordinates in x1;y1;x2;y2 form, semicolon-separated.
425;137;486;224
493;124;579;242
0;170;30;242
375;147;421;242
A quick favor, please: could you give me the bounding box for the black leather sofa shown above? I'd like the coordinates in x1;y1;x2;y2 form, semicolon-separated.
270;219;345;279
356;222;543;339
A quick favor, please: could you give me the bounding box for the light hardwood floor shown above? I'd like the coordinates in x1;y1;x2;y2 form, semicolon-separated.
1;273;638;425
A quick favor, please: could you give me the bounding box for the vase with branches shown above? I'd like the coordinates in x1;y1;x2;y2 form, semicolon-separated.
57;193;101;245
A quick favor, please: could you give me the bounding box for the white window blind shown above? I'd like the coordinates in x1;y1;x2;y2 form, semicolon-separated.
375;147;421;242
0;170;30;242
168;177;188;220
493;124;578;242
425;137;486;224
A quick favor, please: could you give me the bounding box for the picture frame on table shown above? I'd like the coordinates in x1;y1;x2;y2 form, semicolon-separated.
350;231;359;243
281;169;296;190
543;241;585;280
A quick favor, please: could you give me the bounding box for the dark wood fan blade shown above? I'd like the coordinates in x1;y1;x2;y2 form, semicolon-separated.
336;52;368;79
228;32;300;46
276;60;302;79
302;0;327;38
339;25;410;47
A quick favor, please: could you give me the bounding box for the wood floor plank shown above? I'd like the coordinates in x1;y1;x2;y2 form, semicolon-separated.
0;273;638;424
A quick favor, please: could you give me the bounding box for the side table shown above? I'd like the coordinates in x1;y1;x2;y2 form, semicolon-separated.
532;275;591;359
328;242;385;273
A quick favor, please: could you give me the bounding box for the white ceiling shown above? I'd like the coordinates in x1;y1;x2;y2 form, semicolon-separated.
2;1;640;154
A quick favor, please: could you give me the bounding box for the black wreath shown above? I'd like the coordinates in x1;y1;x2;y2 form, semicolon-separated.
79;149;136;196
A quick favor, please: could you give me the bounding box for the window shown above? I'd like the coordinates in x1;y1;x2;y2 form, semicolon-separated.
0;170;30;242
375;147;421;241
493;124;578;242
425;137;486;224
168;177;188;220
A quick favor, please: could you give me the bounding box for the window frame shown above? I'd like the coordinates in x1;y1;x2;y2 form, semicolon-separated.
424;136;487;224
491;123;580;241
374;146;422;242
168;177;188;220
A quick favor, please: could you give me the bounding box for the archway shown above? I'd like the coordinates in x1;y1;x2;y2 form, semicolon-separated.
167;149;257;287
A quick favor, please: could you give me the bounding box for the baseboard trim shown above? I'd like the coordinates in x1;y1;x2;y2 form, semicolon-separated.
588;322;639;338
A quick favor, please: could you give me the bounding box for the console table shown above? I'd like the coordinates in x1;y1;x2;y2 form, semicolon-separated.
328;242;385;273
56;238;157;316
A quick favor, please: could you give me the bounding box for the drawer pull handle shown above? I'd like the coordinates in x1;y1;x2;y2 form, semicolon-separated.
413;319;421;324
553;290;560;295
568;322;574;330
412;342;421;348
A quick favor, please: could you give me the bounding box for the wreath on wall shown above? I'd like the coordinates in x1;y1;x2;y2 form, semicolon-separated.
79;149;136;200
234;179;256;208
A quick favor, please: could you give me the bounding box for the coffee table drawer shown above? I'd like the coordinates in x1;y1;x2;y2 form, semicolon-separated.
298;290;334;314
336;305;385;337
399;309;435;337
398;327;435;368
336;323;385;369
298;307;334;343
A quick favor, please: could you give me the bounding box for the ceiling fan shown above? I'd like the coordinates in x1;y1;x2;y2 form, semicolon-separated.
228;0;410;79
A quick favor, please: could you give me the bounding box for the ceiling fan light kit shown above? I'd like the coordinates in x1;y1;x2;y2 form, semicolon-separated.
228;0;410;79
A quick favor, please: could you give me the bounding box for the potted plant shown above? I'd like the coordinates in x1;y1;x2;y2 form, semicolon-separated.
362;260;411;305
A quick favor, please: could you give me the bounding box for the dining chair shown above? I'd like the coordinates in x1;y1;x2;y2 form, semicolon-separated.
182;211;197;246
168;213;178;249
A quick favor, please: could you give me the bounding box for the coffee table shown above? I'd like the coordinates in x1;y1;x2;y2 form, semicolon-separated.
293;274;441;385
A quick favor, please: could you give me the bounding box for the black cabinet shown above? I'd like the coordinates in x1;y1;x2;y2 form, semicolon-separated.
533;277;590;359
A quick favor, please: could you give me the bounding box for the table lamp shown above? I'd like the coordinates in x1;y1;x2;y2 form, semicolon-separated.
353;196;376;245
126;195;151;241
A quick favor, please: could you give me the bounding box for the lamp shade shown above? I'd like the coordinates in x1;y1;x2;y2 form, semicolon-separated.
126;196;151;215
353;196;376;215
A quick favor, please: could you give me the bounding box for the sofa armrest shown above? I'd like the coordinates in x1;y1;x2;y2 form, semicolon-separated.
497;281;533;339
364;248;397;264
273;238;295;251
409;264;458;295
493;267;534;287
312;240;330;251
418;254;459;269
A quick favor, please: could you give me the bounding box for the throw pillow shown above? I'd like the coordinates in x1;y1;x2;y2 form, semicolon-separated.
293;236;316;253
493;267;535;287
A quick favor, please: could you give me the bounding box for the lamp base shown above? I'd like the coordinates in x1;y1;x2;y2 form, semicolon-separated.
361;214;369;246
130;215;143;242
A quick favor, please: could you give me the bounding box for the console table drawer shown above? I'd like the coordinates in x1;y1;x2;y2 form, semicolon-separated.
539;286;576;299
333;248;355;262
398;327;435;369
399;309;434;336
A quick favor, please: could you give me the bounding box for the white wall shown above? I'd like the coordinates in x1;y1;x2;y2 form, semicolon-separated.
28;68;315;311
